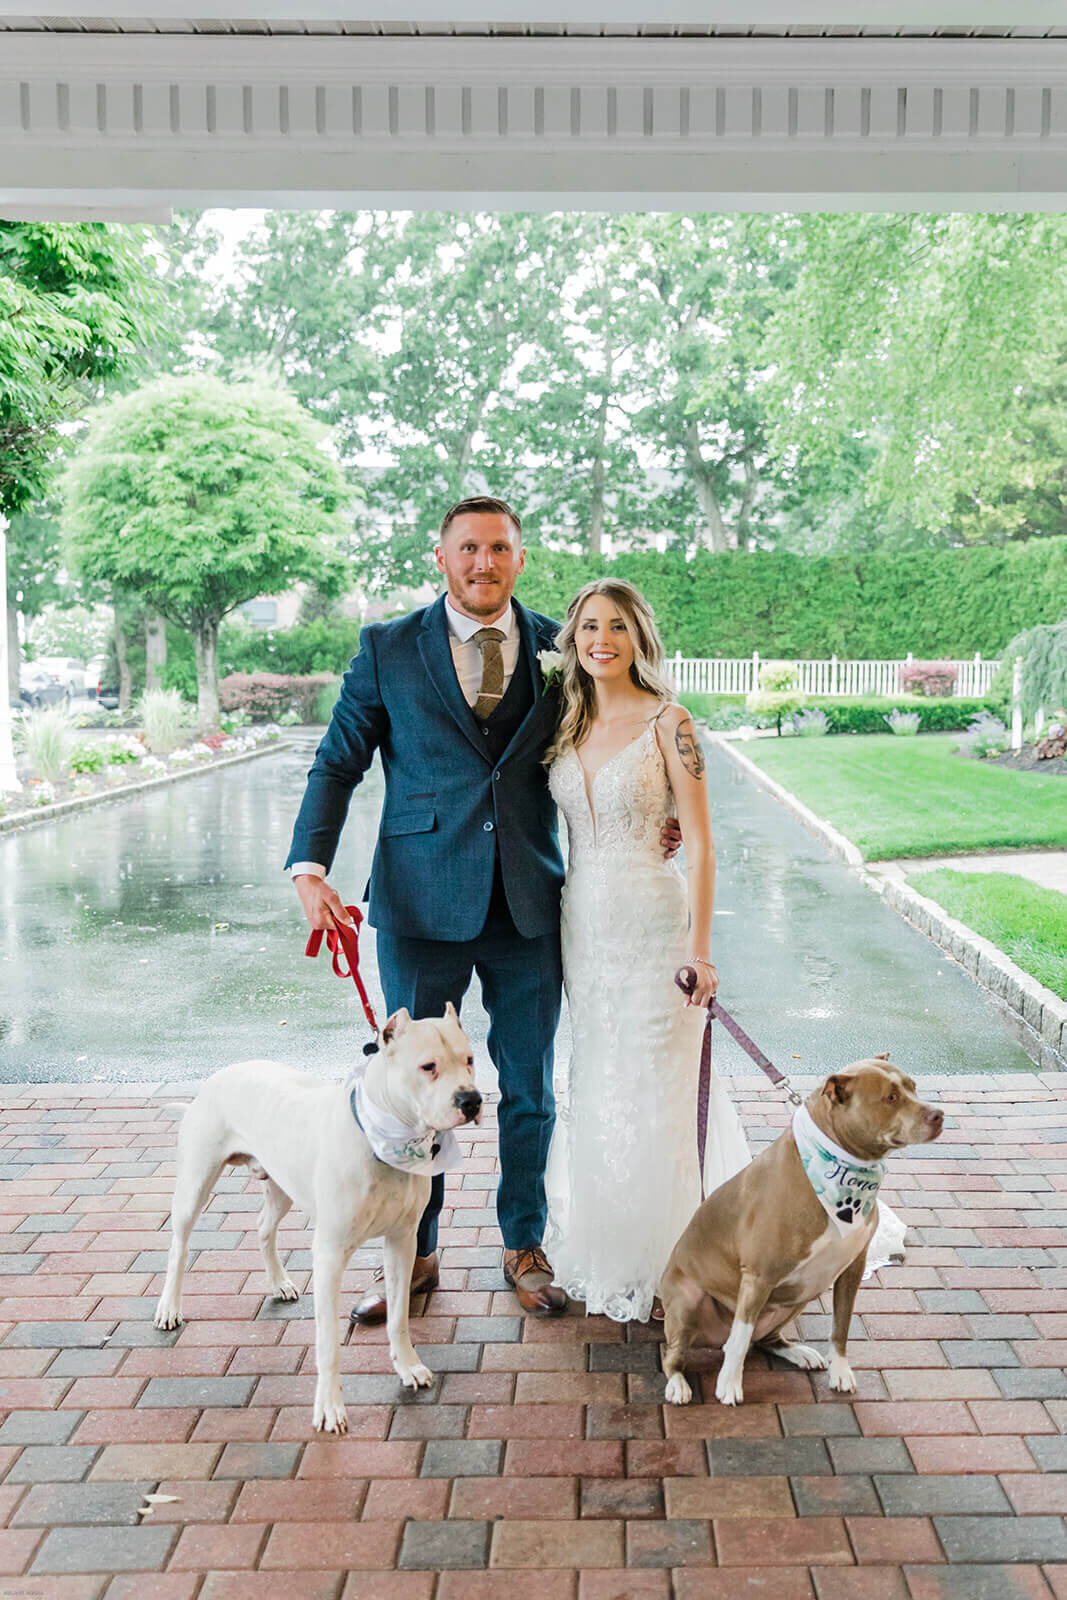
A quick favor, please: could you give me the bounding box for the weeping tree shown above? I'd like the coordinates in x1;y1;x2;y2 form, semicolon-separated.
62;371;352;731
997;620;1067;725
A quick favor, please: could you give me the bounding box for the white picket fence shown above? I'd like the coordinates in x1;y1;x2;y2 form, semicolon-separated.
669;652;1000;700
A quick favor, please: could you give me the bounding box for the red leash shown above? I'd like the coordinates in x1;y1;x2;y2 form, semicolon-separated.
305;905;380;1041
675;965;802;1199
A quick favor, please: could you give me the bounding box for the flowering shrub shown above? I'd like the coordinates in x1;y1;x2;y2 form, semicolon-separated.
140;755;167;776
792;708;830;737
898;661;959;698
884;709;922;736
69;743;105;775
190;742;214;761
957;712;1009;759
108;735;143;765
218;671;333;722
169;747;196;766
30;779;57;806
71;775;96;798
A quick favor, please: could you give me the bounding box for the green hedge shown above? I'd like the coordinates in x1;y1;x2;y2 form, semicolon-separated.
680;693;997;735
518;539;1067;659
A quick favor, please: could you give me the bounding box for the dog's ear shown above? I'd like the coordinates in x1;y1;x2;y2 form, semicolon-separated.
443;1001;459;1024
824;1074;853;1105
874;1051;891;1062
382;1008;411;1045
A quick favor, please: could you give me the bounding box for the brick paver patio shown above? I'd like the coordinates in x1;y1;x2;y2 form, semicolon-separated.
3;1071;1067;1599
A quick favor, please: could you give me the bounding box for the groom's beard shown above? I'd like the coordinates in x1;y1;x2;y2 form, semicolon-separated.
449;577;512;619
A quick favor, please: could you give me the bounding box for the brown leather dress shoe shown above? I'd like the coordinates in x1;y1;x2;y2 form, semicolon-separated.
349;1252;439;1326
503;1246;567;1316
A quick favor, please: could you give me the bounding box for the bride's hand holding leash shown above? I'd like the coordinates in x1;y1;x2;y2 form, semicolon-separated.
684;956;719;1007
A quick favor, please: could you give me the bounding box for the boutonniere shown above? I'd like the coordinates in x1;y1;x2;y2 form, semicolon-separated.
537;647;565;695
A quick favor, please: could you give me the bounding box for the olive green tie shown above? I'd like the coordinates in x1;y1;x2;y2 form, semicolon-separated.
472;627;507;721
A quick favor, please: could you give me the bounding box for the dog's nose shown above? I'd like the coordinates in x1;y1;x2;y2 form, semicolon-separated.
454;1089;482;1122
925;1107;944;1134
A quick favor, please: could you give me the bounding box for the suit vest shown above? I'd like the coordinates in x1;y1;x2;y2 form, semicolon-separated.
478;653;535;765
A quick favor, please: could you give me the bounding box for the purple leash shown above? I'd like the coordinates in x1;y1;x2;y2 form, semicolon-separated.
675;965;803;1200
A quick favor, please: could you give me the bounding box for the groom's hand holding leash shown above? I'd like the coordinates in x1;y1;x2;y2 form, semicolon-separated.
661;816;682;859
294;874;357;931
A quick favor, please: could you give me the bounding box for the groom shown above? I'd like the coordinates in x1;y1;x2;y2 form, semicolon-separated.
287;496;568;1317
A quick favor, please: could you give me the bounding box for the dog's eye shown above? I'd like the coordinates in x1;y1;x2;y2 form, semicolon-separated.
885;1091;898;1104
420;1061;436;1075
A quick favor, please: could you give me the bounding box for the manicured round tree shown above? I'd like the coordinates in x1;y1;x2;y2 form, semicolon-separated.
62;371;352;731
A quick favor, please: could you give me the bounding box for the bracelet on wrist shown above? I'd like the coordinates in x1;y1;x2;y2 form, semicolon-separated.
692;957;715;970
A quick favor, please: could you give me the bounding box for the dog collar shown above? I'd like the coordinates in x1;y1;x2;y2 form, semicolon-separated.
347;1068;462;1176
791;1104;886;1237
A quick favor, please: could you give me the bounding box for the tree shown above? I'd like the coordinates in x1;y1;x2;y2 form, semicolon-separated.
761;213;1067;542
0;221;165;519
1;221;167;695
616;213;798;552
62;372;353;730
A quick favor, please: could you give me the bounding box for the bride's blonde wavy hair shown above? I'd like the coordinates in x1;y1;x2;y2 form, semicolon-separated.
545;578;674;764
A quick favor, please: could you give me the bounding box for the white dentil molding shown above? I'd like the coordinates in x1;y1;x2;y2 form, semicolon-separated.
3;33;1067;210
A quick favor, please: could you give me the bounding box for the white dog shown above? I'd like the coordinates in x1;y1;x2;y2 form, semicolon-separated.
154;1005;481;1432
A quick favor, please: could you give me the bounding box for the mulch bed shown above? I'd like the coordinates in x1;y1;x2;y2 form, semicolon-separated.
986;750;1067;777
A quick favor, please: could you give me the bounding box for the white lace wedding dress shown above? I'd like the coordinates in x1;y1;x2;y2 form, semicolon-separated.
544;721;905;1325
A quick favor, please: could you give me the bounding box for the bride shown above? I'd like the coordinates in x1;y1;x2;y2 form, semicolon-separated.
544;578;905;1324
544;578;749;1324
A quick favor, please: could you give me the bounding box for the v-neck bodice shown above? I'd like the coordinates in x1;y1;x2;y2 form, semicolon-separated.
549;721;674;859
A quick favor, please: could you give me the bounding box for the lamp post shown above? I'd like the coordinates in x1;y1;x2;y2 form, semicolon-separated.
0;513;21;793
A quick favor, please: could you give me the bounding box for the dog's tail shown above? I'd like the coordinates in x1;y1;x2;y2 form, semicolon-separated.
160;1102;191;1118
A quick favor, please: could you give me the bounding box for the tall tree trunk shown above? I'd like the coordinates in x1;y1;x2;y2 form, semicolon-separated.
684;420;733;552
6;600;18;705
144;611;167;691
193;618;220;734
114;617;132;710
735;455;759;548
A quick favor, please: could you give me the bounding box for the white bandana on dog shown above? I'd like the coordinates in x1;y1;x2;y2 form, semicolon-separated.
791;1104;886;1237
347;1068;462;1176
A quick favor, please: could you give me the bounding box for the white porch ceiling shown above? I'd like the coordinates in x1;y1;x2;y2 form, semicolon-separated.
3;11;1067;214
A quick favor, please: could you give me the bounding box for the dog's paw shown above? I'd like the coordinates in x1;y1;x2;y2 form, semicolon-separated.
153;1302;182;1331
774;1342;827;1372
664;1373;692;1406
312;1389;348;1433
827;1353;856;1393
396;1360;435;1391
715;1369;745;1407
272;1278;300;1303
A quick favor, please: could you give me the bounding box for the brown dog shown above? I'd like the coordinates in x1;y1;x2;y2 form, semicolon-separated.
660;1056;943;1406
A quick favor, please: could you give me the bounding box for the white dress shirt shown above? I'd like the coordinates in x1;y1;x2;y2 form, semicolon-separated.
444;597;520;707
289;597;520;880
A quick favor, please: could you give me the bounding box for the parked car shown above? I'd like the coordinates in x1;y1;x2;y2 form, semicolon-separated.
36;656;87;695
19;662;71;709
85;652;120;710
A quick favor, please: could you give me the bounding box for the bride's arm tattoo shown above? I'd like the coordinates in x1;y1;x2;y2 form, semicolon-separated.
674;717;706;778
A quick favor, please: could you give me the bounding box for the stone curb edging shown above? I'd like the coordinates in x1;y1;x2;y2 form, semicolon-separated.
706;729;1067;1071
0;738;292;835
710;731;864;867
877;867;1067;1070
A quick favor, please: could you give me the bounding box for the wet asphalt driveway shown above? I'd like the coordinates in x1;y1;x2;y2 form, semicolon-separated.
0;734;1037;1083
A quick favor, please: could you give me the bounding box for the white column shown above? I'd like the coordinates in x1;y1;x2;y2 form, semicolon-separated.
1011;656;1024;752
0;514;21;793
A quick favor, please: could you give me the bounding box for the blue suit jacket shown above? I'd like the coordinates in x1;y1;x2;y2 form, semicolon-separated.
285;594;565;941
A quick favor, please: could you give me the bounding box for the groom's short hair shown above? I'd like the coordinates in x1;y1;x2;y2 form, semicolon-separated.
439;496;522;540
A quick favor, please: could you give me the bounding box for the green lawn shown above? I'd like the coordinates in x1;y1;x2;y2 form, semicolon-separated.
742;733;1067;859
907;869;1067;1001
